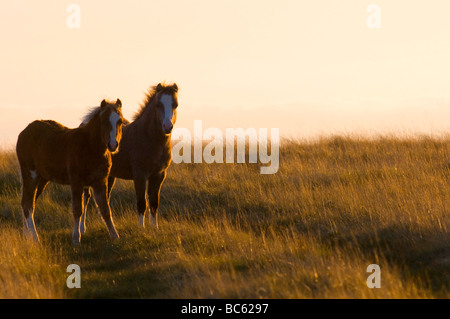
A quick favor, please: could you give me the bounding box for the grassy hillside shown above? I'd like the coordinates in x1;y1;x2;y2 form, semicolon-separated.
0;136;449;298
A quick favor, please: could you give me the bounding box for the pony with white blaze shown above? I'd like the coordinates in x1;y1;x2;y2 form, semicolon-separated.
16;99;124;244
83;83;179;230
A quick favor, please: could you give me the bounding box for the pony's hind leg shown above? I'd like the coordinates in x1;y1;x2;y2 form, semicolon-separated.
71;185;84;245
93;183;119;240
80;187;91;235
20;170;40;242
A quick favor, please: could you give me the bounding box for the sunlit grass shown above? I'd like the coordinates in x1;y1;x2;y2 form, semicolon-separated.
0;135;448;298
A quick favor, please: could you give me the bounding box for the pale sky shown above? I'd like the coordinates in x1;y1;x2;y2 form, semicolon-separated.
1;0;449;147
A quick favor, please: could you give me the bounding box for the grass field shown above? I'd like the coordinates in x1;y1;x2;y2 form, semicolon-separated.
0;135;449;298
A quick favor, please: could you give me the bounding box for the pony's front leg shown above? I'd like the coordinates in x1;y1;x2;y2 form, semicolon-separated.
133;176;147;228
71;185;84;245
147;171;166;229
20;173;40;243
92;183;119;240
107;176;116;202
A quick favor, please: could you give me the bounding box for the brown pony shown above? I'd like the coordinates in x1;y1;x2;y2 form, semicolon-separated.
16;99;124;244
83;83;178;229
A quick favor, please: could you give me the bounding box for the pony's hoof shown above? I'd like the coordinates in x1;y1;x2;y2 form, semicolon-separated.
139;214;145;228
109;231;120;240
72;236;81;246
23;231;41;244
149;215;158;229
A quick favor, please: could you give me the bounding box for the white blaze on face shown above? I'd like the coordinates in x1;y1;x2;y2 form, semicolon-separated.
109;111;121;148
160;94;174;131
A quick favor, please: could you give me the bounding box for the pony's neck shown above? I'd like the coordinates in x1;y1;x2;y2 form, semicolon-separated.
139;101;171;146
84;112;108;155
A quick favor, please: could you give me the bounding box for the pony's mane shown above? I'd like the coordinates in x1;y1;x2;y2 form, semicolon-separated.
133;83;178;121
81;106;102;125
81;99;120;125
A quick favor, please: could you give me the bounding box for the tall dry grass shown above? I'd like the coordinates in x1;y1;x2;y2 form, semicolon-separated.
0;135;448;298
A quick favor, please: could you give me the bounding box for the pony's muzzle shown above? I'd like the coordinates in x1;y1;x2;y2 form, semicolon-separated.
163;122;173;134
108;140;118;152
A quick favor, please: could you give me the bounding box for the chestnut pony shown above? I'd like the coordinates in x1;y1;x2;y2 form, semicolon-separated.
83;83;178;229
16;99;124;244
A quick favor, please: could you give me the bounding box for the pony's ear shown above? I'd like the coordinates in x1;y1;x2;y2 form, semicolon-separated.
116;99;122;107
100;99;107;108
173;83;178;92
156;83;163;91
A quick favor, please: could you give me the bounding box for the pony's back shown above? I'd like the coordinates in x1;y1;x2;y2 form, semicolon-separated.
16;120;74;184
18;119;68;145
